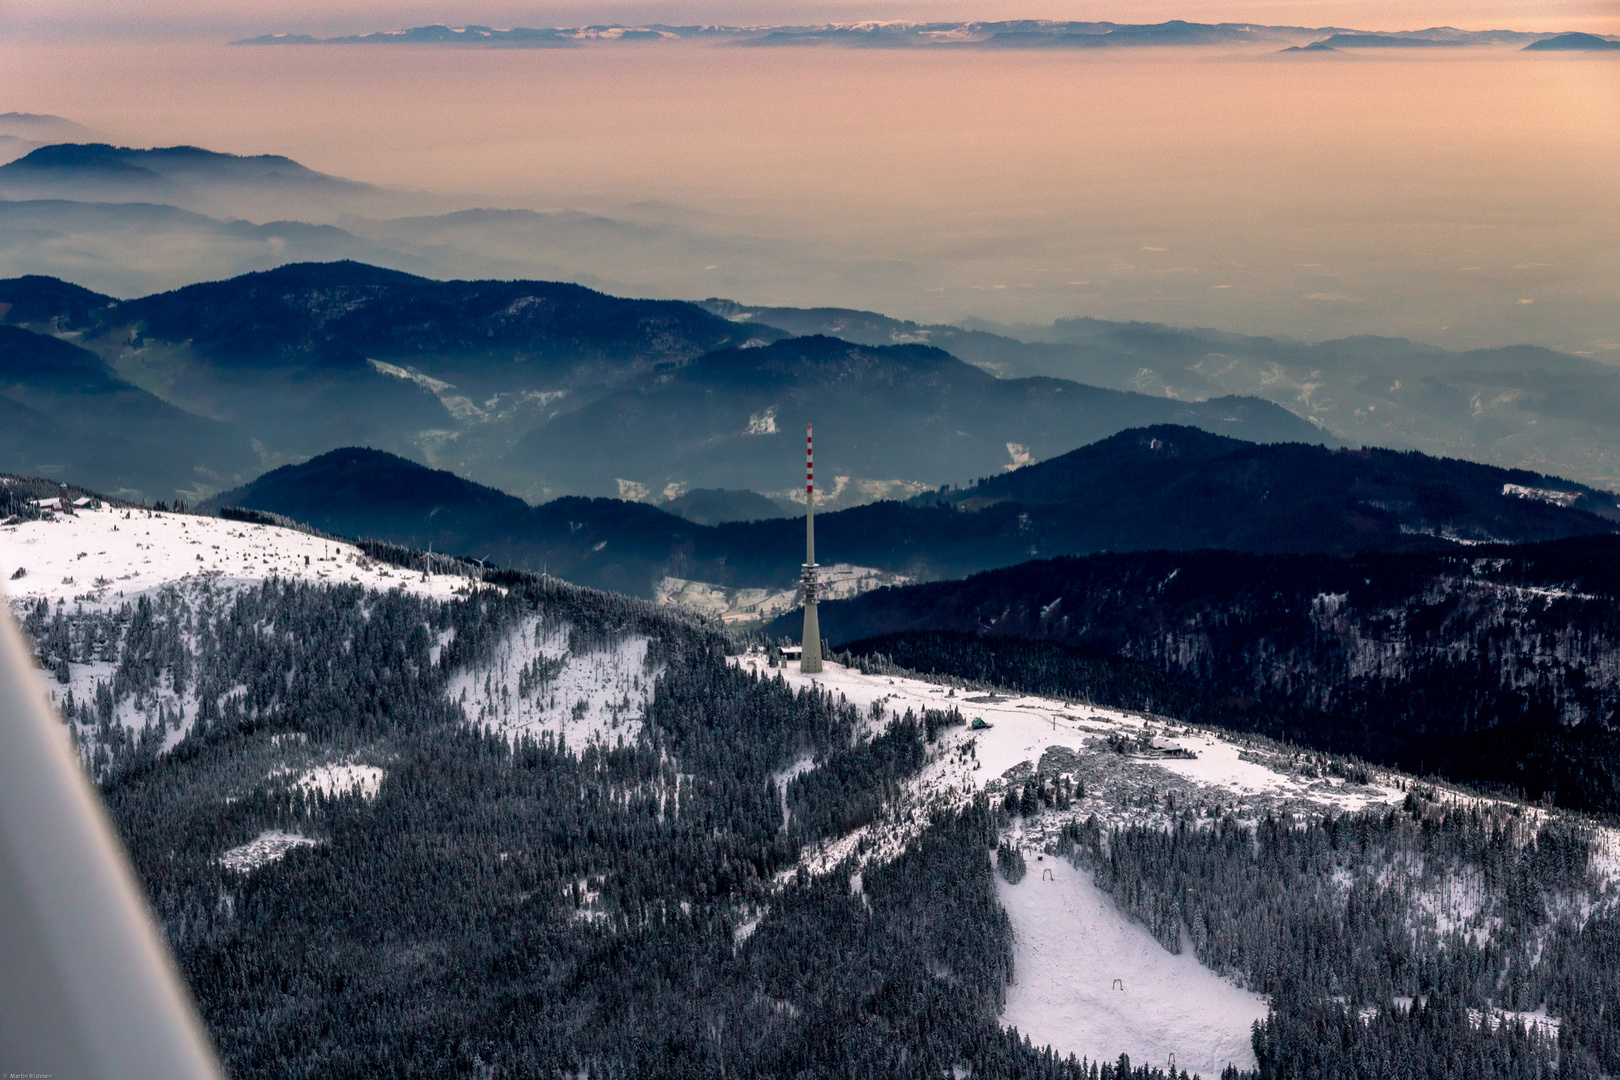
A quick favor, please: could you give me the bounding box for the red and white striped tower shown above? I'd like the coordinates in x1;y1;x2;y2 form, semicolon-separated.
800;423;823;673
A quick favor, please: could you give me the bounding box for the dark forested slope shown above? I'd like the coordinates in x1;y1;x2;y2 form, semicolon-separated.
0;325;254;500
917;424;1619;552
505;335;1321;497
0;273;116;328
784;537;1620;813
208;426;1619;598
5;261;781;471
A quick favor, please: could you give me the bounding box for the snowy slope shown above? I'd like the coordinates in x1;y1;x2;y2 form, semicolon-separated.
999;857;1267;1076
219;830;319;873
0;505;481;759
734;651;1413;874
0;504;473;611
447;616;657;747
0;506;665;769
734;651;1620;1076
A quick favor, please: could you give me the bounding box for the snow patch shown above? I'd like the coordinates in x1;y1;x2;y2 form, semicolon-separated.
747;407;778;435
219;829;319;873
615;478;651;501
658;563;909;625
449;616;656;746
1502;483;1581;508
295;763;385;800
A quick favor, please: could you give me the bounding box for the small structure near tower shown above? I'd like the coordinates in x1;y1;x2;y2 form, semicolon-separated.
800;424;823;674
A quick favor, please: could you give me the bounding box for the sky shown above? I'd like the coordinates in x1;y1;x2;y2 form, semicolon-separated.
3;0;1617;37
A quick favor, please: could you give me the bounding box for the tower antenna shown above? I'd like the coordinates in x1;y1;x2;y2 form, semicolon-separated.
800;424;823;673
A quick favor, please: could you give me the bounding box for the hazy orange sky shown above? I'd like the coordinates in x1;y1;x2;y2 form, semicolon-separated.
1;3;1616;353
3;0;1616;37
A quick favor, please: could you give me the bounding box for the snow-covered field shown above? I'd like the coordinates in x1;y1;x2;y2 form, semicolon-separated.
733;651;1412;857
0;504;474;611
999;856;1268;1075
295;763;386;800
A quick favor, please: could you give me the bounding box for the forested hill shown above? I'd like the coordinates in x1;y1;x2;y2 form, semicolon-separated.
917;424;1620;550
205;427;1619;598
10;496;1620;1079
499;334;1322;497
777;536;1620;814
0;324;256;499
0;265;1321;503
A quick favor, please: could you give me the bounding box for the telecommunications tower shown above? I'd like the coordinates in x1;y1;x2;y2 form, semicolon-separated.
800;424;823;673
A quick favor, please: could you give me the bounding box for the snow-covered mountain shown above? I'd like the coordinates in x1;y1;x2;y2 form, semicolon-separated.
735;651;1618;1075
0;503;660;777
5;502;1616;1079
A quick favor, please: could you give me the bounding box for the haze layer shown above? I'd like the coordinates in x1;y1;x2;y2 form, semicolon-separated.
1;37;1616;354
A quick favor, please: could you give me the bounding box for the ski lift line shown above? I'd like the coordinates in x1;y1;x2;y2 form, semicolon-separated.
0;607;225;1080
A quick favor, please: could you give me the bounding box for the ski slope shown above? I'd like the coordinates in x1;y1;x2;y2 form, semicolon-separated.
999;856;1267;1076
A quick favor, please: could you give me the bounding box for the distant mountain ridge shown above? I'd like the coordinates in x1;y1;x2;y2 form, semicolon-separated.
503;334;1322;500
7;259;1619;510
0;143;368;198
0;263;1318;506
705;299;1620;494
0;141;408;222
235;21;1564;49
202;427;1618;598
0;325;253;500
1524;32;1620;49
923;424;1620;540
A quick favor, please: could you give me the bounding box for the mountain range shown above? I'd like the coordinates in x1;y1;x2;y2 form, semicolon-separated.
1523;32;1620;50
234;21;1571;50
0;262;1318;506
0;143;394;221
0;113;104;166
2;135;1617;502
708;299;1620;493
201;426;1618;598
